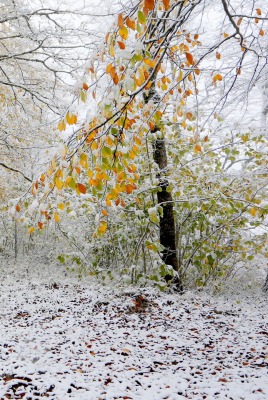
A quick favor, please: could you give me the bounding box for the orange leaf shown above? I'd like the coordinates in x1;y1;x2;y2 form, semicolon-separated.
77;183;87;194
194;144;202;153
15;204;21;212
256;8;262;16
83;83;89;91
38;222;44;229
106;193;113;206
237;17;242;26
144;0;154;12
126;183;136;194
185;52;194;65
118;13;124;29
216;52;221;59
213;73;223;82
126;17;136;30
148;121;155;131
162;0;170;11
260;29;265;36
118;41;126;49
109;66;116;79
101;209;108;216
112;73;119;85
40;173;46;183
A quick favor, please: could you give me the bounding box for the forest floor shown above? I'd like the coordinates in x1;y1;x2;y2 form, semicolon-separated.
0;257;267;400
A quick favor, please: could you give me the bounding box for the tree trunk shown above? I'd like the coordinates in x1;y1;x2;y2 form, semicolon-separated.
153;138;182;291
263;271;268;293
144;86;183;292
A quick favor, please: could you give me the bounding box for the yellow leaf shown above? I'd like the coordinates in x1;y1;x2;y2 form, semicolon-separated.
91;141;99;150
54;212;60;223
28;226;35;234
58;120;66;131
223;32;229;38
58;203;65;210
55;177;64;190
66;112;77;125
101;209;108;216
51;158;57;170
144;58;156;68
250;207;257;217
98;220;107;235
119;26;128;40
80;153;88;168
106;63;113;74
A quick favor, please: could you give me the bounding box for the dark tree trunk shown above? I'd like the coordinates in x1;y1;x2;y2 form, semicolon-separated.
263;271;268;293
143;84;182;290
152;137;183;292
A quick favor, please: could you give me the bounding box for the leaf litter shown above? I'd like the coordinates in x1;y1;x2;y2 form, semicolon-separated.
0;258;267;400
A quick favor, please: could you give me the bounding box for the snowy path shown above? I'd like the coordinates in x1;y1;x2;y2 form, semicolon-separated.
0;260;267;400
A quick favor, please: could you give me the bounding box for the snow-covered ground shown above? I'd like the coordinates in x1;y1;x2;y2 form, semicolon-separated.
0;257;267;400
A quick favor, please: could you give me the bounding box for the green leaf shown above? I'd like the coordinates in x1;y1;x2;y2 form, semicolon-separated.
102;146;113;157
111;127;119;136
57;255;65;263
80;90;87;103
138;10;146;24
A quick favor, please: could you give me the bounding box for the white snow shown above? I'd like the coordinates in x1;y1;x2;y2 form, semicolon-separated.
0;258;267;400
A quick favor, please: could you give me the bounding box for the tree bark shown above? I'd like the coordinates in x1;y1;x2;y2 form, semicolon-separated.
152;137;183;292
144;86;183;292
263;271;268;293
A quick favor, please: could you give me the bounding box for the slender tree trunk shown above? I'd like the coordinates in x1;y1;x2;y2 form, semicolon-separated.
144;88;183;292
263;271;268;293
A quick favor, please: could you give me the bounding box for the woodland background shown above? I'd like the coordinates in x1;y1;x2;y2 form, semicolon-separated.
1;0;268;293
